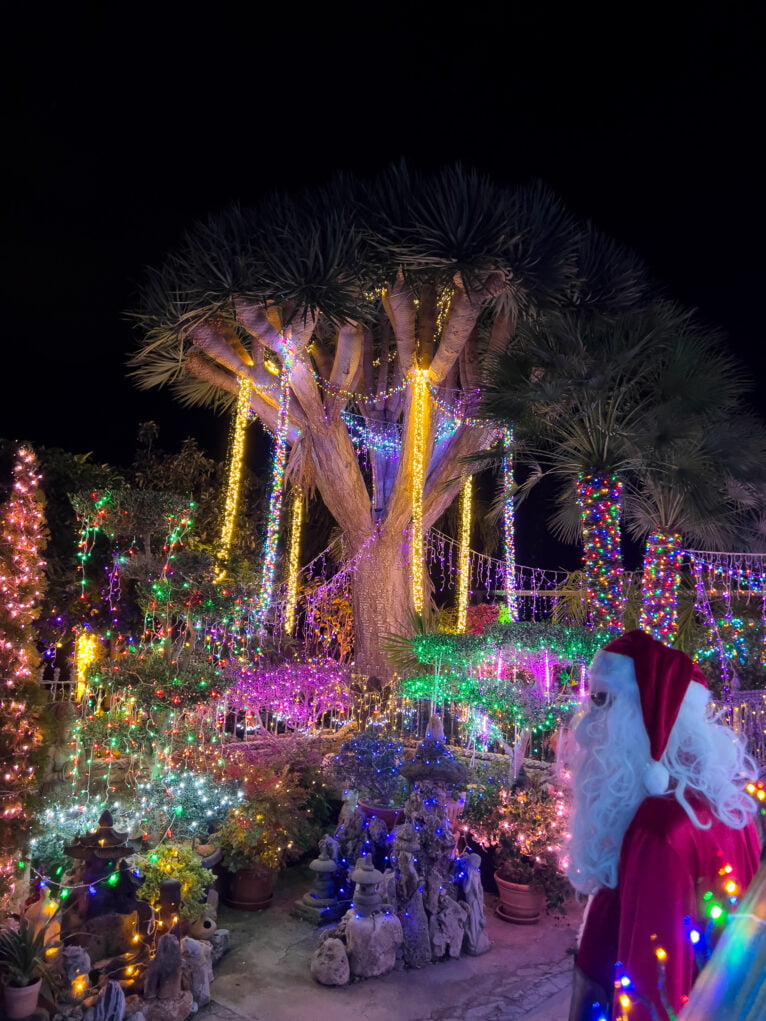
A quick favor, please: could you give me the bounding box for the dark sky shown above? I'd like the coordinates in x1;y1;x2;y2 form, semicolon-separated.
4;3;764;473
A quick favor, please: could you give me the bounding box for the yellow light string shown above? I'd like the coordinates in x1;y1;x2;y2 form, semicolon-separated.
410;368;431;614
214;377;252;582
284;486;304;634
456;476;473;632
74;630;98;701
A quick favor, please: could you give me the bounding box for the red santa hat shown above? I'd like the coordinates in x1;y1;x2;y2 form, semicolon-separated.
590;629;709;795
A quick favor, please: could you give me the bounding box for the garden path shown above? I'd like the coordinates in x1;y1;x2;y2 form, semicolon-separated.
198;866;583;1021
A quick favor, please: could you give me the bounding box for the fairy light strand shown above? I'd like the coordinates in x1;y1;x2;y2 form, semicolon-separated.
254;352;293;627
283;486;304;635
410;368;430;614
456;476;473;632
502;428;518;621
214;376;252;581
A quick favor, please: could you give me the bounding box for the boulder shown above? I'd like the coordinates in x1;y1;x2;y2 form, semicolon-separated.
310;937;350;986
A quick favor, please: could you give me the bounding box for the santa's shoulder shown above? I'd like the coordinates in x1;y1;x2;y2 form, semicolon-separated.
628;793;712;839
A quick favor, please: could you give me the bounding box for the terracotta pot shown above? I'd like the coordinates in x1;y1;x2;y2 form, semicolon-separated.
3;977;42;1019
357;800;404;829
494;872;544;925
224;868;275;911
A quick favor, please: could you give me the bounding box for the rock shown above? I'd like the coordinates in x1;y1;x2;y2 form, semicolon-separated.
144;934;183;1000
82;980;126;1021
209;929;230;964
310;937;350;986
399;890;432;969
345;910;403;978
429;892;468;960
139;991;194;1021
75;911;140;959
181;937;213;1006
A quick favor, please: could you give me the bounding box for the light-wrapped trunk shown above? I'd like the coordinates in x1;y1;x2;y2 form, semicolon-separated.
577;472;624;632
639;531;683;641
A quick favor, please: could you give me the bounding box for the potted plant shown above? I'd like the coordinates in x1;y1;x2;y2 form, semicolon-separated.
332;730;407;827
135;842;215;927
0;918;50;1019
491;781;572;923
462;770;572;923
214;770;313;910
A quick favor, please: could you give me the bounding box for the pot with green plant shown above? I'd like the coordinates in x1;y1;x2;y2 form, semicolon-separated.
491;782;572;924
0;918;50;1019
332;730;407;828
214;786;305;910
135;842;215;932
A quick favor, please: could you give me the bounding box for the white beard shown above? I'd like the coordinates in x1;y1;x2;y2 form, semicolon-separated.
566;694;650;895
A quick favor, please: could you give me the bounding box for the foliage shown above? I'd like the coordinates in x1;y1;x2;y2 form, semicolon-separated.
90;652;223;711
213;771;312;875
133;771;244;841
135;842;214;921
29;800;124;882
0;918;51;987
224;660;352;733
331;730;406;806
463;772;571;913
465;603;500;634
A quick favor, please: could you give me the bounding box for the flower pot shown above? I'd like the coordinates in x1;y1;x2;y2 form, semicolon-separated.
494;872;544;925
357;801;404;829
3;977;42;1019
224;868;275;911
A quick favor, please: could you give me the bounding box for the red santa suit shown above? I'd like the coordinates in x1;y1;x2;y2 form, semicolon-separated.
577;793;760;1020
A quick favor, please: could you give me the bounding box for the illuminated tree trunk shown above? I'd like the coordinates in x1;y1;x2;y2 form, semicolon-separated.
639;531;683;641
577;473;624;632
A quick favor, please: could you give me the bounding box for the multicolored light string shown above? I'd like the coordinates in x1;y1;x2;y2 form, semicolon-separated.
502;428;518;621
577;473;624;632
254;353;293;627
214;376;252;581
456;476;473;632
410;368;431;614
639;531;684;640
283;486;303;635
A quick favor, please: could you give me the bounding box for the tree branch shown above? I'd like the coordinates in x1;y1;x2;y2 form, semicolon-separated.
382;272;416;373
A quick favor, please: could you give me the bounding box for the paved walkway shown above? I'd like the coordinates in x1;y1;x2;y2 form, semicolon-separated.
198;867;583;1021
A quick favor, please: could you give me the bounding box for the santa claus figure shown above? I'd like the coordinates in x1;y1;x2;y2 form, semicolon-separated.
567;629;761;1021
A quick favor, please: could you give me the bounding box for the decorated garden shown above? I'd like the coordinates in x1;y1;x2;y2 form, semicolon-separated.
2;168;766;1020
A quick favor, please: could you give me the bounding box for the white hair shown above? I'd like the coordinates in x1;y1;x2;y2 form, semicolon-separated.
566;677;756;896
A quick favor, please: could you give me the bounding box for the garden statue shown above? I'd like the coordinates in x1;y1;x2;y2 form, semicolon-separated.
458;852;490;955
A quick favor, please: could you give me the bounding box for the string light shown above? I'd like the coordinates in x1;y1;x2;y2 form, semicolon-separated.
639;531;683;640
410;368;430;614
577;473;624;631
74;630;98;701
214;376;252;581
283;486;304;635
456;476;473;632
502;428;518;620
253;352;293;626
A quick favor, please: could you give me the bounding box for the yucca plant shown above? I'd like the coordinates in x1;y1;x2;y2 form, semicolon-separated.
0;918;50;988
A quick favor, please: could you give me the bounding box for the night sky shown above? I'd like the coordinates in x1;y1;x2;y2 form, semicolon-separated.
4;4;764;477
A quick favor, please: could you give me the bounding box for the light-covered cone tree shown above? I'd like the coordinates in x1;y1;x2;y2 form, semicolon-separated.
130;166;644;677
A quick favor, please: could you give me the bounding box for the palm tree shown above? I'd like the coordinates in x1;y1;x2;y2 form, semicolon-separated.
625;333;766;639
482;303;691;632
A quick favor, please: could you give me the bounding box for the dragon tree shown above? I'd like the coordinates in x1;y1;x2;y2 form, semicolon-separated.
130;165;647;678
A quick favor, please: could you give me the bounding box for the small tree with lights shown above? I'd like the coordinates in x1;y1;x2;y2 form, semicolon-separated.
0;447;50;908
